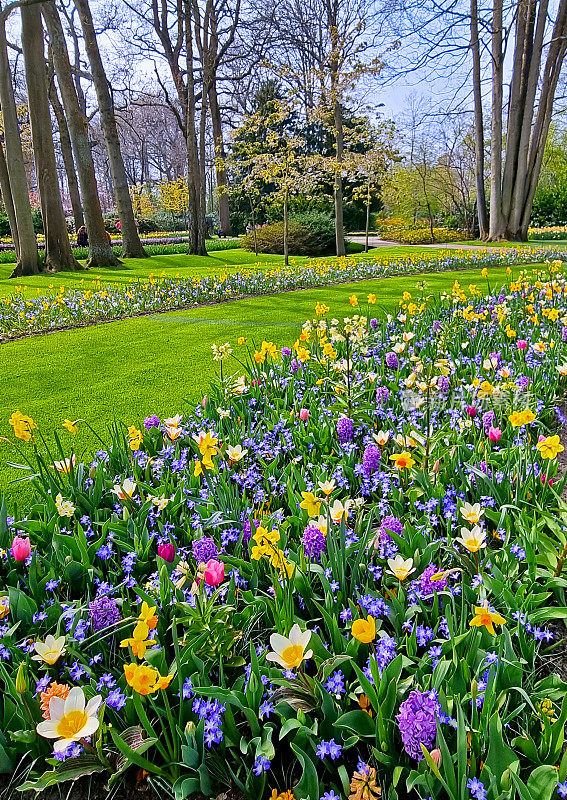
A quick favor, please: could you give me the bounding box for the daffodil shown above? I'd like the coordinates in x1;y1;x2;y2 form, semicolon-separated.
138;601;158;630
300;491;321;517
124;663;173;695
36;687;101;752
387;555;415;581
455;525;487;553
127;425;143;451
266;624;312;670
9;411;36;442
469;605;506;635
120;620;155;659
351;615;376;644
62;419;79;435
55;494;75;518
536;435;564;459
389;451;416;470
32;635;66;665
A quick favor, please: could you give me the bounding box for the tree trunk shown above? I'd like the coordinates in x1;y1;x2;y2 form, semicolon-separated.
470;0;488;238
0;14;39;276
184;0;207;256
365;182;370;252
21;4;82;272
488;0;504;239
43;2;121;268
48;74;84;232
0;142;19;259
333;98;345;256
283;186;289;266
209;80;231;235
73;0;147;259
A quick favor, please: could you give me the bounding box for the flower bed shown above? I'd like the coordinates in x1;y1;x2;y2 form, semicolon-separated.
2;267;567;798
529;226;567;241
2;247;566;340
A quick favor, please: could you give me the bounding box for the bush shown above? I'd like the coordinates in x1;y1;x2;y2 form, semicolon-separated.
241;220;341;256
290;211;336;253
393;227;466;244
531;185;567;227
0;213;11;237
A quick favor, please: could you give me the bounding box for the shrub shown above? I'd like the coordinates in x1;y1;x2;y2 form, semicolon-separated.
392;227;466;244
241;220;339;256
290;210;336;252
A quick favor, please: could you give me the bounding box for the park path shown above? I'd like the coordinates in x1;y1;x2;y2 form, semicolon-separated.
347;234;497;250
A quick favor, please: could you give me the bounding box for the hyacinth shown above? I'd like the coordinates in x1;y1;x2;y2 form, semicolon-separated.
191;536;218;564
482;410;495;431
89;596;120;633
302;525;326;562
419;564;448;597
337;417;354;444
376;385;389;405
397;689;439;760
380;514;403;542
385;351;399;369
143;414;160;430
437;375;450;392
362;445;381;476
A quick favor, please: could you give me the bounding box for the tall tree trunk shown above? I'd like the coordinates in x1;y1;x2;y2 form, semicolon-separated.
283;185;289;266
488;0;504;239
0;13;39;276
333;99;345;256
0;142;19;259
470;0;488;238
21;4;82;272
43;2;121;268
73;0;147;259
209;80;230;235
184;0;207;256
48;73;84;232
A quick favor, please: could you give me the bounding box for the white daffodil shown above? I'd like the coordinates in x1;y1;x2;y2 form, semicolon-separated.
36;687;102;752
266;624;313;670
32;635;66;665
455;525;487;553
387;555;415;581
55;494;75;518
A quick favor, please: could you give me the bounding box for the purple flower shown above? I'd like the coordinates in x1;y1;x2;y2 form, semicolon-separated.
376;385;390;405
337;417;354;444
467;777;487;800
482;410;495;431
316;739;342;760
302;525;326;562
396;689;439;760
385;351;399;369
438;375;450;392
363;444;381;476
89;595;120;632
380;514;403;542
281;346;292;357
143;414;160;430
419;564;447;597
192;536;218;564
370;318;378;329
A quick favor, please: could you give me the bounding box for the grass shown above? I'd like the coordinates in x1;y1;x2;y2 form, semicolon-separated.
0;263;514;507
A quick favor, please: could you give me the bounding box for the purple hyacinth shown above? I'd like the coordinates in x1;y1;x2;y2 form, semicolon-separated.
363;444;381;476
337;417;354;444
89;595;120;632
143;414;160;430
397;689;439;760
192;536;218;564
376;385;390;406
302;525;326;562
380;514;403;542
281;346;292;357
437;375;450;393
385;351;399;370
482;410;495;431
370;318;378;329
419;564;448;597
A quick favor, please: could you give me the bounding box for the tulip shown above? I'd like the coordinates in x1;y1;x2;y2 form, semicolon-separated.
203;559;225;586
488;426;502;442
157;543;176;563
517;339;528;350
430;748;442;767
299;408;309;421
466;405;477;418
12;536;31;562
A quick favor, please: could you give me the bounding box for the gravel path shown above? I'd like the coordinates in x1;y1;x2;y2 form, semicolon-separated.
347;234;498;251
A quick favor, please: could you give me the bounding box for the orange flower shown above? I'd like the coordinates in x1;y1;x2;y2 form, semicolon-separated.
40;682;70;719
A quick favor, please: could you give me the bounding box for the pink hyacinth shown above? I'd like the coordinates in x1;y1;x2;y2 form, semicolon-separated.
12;536;31;562
204;559;225;586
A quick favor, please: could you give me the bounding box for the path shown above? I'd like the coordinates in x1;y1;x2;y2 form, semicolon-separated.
347;234;497;250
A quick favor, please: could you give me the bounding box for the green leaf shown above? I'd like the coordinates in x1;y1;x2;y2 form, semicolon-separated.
526;765;559;800
291;742;319;800
18;755;107;791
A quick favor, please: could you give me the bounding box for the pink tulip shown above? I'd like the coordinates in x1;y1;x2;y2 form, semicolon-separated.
517;340;527;350
299;408;309;422
488;426;502;442
466;405;477;418
12;536;31;562
203;559;225;586
158;543;176;562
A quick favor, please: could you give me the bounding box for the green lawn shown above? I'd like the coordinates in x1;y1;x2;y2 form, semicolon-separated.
1;264;513;507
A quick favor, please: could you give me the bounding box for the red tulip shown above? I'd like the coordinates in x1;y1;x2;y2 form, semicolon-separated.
158;543;176;562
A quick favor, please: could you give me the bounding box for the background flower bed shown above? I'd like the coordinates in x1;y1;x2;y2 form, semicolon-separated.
1;267;567;798
2;247;566;340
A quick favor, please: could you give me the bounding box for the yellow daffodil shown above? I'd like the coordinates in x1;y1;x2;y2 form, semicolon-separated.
536;435;564;460
62;419;79;435
127;425;143;451
266;624;312;670
367;293;376;304
455;525;487;553
138;602;158;630
32;635;66;665
120;621;155;659
124;663;173;695
0;595;8;619
387;555;415;581
469;605;506;635
36;687;101;752
389;451;415;470
349;295;358;306
351;615;376;644
300;491;321;517
9;411;36;442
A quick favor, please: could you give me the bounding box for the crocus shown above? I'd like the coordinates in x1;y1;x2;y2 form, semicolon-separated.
203;559;225;586
488;426;502;442
158;543;176;562
12;536;31;562
299;408;309;421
